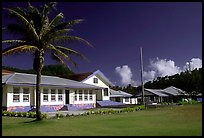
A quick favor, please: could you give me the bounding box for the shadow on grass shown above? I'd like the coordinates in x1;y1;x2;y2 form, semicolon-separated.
23;119;45;124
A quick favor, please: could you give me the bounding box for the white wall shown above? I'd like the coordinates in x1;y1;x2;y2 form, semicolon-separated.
6;85;33;107
82;75;110;101
4;85;99;107
130;98;138;104
40;87;65;106
122;97;131;104
70;89;96;104
2;85;7;107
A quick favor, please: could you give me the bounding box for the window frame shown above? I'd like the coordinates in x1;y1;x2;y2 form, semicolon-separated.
89;90;93;101
79;90;83;101
104;88;109;96
13;87;20;102
93;78;98;84
43;89;49;102
51;89;56;102
23;88;30;102
58;89;63;101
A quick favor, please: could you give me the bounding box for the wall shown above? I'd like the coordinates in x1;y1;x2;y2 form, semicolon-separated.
82;75;110;101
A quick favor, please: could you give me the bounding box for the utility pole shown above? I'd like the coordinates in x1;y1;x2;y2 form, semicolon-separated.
140;47;145;105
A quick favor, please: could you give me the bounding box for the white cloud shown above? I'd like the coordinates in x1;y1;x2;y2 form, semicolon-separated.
115;58;202;86
143;70;156;82
143;57;181;82
115;65;137;86
183;58;202;71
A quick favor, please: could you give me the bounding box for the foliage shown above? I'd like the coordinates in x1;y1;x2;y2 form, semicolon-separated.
2;64;74;77
112;68;202;96
2;2;92;120
2;110;48;119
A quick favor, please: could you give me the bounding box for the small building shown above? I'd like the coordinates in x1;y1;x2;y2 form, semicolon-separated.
134;89;169;104
110;89;137;104
162;86;189;102
134;86;188;104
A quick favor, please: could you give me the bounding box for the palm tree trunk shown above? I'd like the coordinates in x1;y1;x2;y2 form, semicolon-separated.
35;49;44;121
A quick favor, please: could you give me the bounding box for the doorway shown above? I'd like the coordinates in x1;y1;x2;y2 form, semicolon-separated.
65;90;70;104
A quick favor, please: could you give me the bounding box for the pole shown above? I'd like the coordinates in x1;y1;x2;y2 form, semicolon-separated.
140;47;145;105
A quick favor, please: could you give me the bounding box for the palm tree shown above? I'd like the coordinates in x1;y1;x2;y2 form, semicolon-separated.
2;2;92;120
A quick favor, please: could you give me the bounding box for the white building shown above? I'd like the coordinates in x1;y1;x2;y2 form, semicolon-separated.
2;72;104;112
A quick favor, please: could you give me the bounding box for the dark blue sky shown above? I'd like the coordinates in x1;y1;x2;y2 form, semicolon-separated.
2;2;202;86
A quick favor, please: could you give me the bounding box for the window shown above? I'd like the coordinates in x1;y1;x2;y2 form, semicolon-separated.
104;88;108;96
79;90;83;101
51;89;56;101
93;78;98;83
43;89;48;102
74;90;78;101
13;87;20;102
84;90;88;101
89;90;93;101
23;88;29;102
58;89;63;101
125;97;130;102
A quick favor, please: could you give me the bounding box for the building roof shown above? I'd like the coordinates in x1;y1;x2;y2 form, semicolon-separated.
2;72;104;89
134;89;169;97
110;89;132;97
134;86;187;97
163;86;188;96
69;70;114;87
145;89;169;97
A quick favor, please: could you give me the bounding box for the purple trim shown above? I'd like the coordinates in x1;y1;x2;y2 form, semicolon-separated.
4;103;95;112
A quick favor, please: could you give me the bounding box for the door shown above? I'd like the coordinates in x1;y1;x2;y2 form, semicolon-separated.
65;90;69;104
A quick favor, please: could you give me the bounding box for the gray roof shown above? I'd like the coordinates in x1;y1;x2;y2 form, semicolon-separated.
134;90;155;97
135;89;169;97
110;89;132;97
2;72;104;89
163;86;188;96
145;89;169;97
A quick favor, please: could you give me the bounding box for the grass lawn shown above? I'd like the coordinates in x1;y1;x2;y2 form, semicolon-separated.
2;104;202;136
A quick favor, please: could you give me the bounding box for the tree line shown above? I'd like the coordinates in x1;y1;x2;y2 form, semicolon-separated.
111;68;202;96
2;64;74;78
3;65;202;96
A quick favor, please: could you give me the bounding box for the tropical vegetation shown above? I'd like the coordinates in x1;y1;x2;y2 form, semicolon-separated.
112;68;202;96
2;2;92;120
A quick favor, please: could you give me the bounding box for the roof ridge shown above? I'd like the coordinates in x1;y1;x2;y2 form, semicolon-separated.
4;73;15;84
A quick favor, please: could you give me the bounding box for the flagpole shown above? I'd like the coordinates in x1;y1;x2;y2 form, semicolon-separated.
140;47;145;105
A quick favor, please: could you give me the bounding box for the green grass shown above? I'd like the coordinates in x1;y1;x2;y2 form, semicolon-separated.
2;104;202;136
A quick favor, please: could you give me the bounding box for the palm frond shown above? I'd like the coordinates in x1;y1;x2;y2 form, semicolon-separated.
48;44;77;66
2;40;27;45
51;53;70;69
52;36;93;47
2;45;38;56
44;29;73;43
48;19;84;33
55;45;88;61
49;12;64;27
4;8;39;41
